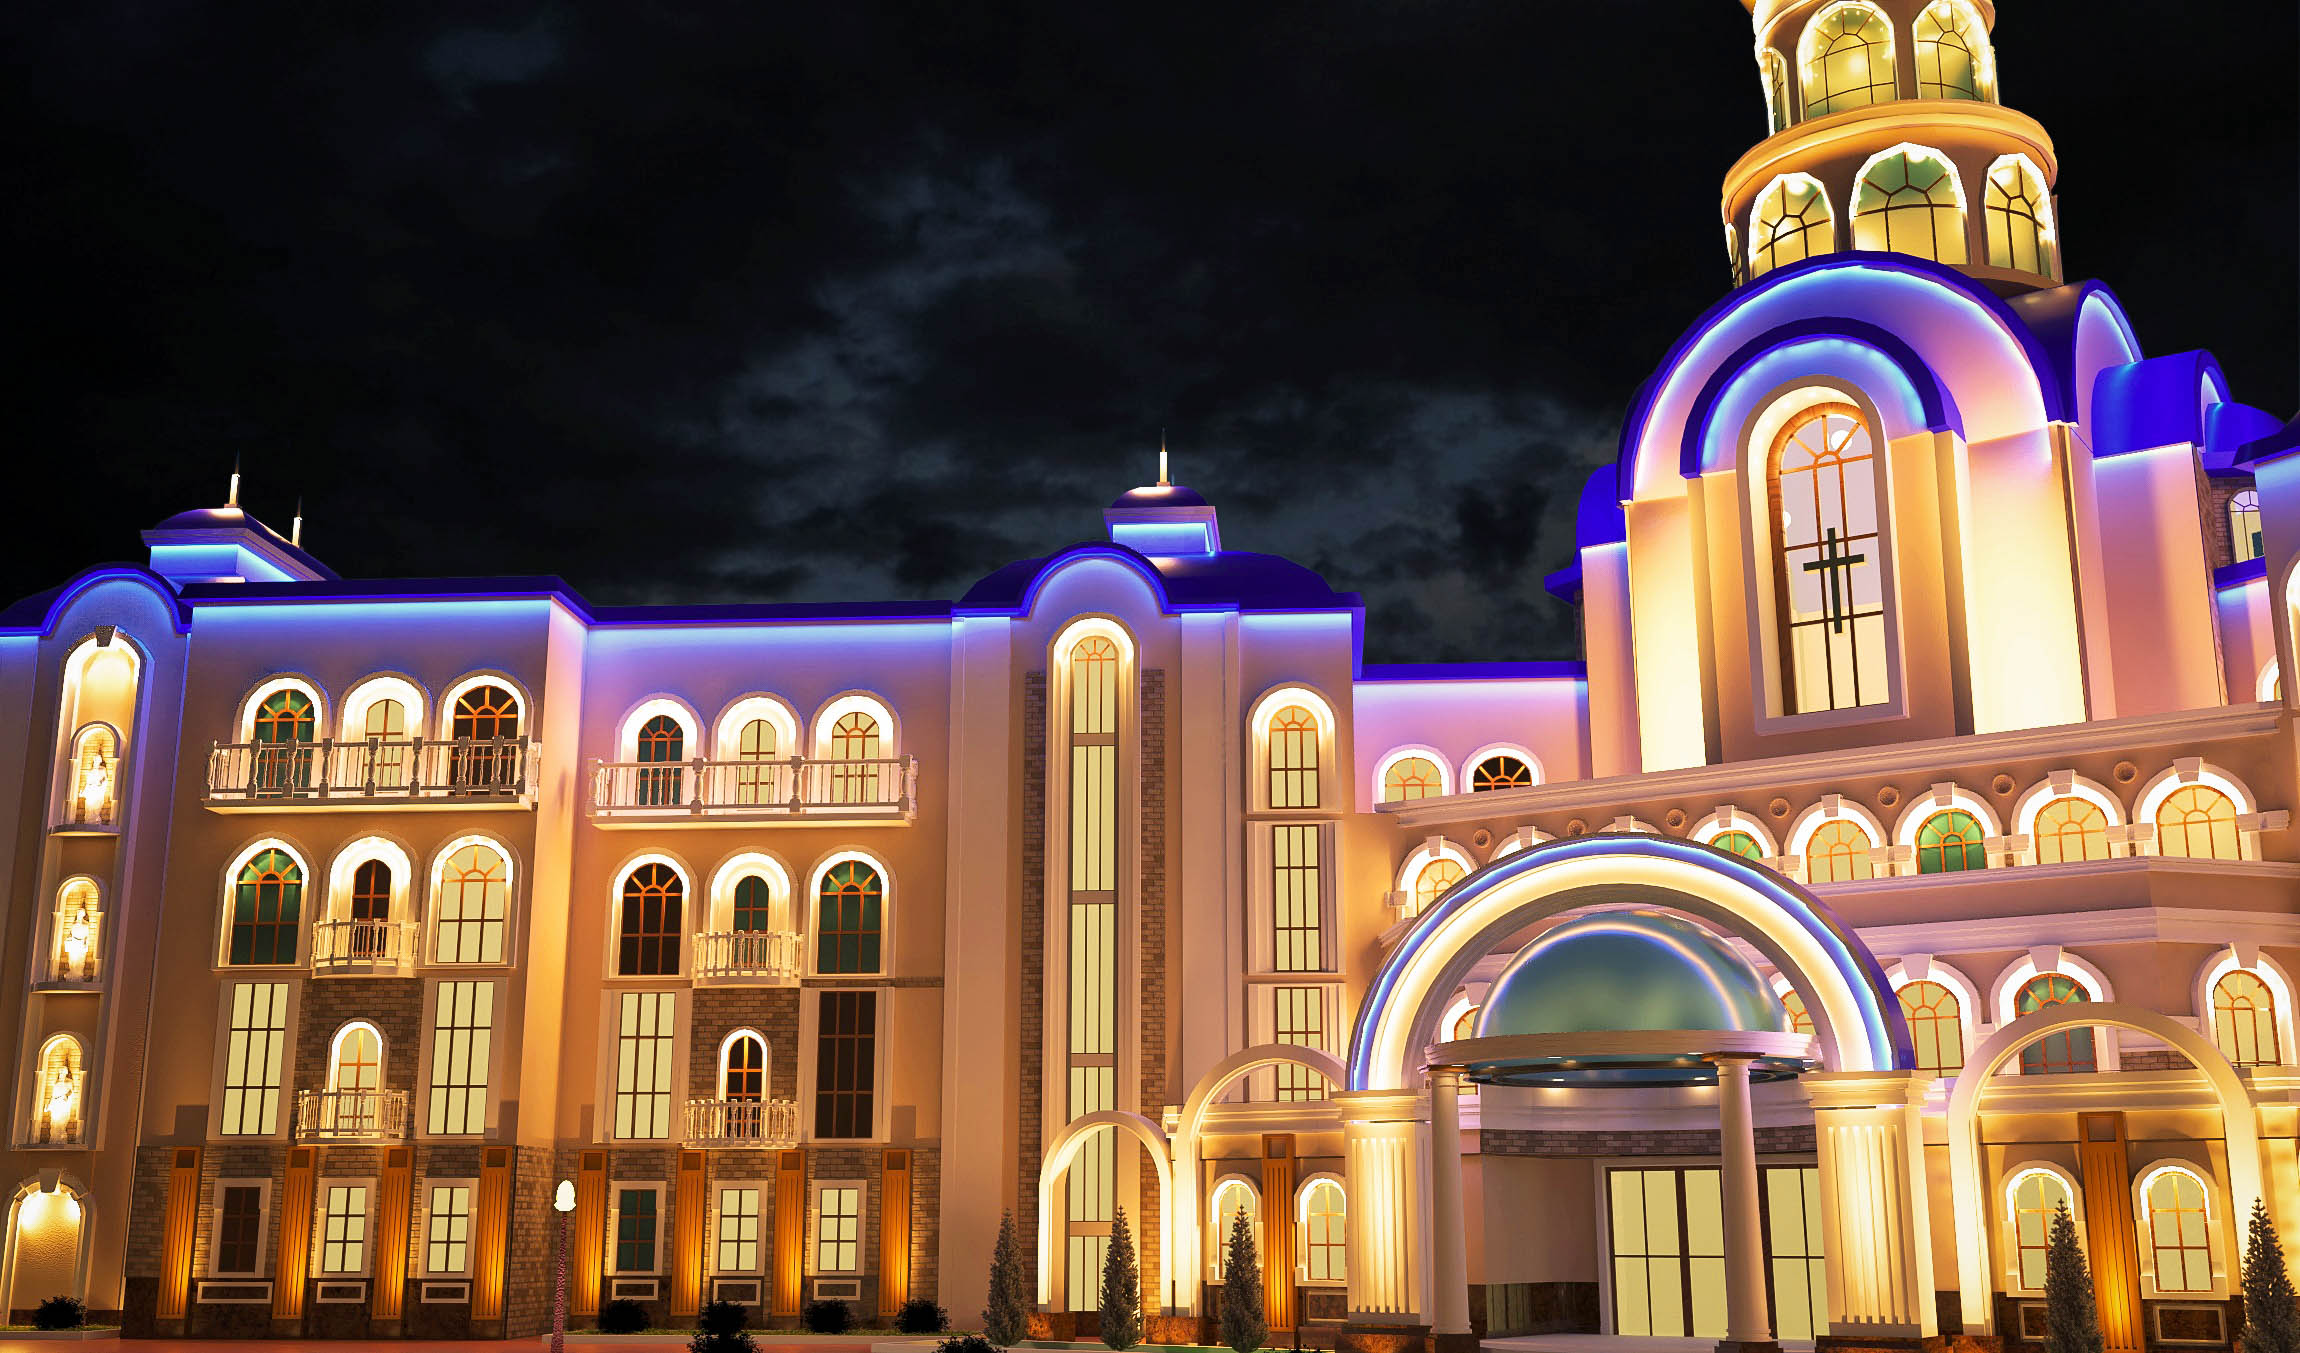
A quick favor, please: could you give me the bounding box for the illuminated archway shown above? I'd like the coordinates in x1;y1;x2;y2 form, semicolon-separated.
1036;1110;1171;1311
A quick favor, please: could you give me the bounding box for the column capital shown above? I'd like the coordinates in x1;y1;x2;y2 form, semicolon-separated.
1333;1088;1428;1125
1802;1068;1934;1109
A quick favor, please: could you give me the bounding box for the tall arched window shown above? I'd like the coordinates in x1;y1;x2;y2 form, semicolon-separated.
326;1022;384;1133
2010;1171;2075;1290
2157;785;2240;860
1914;0;1990;100
2033;797;2110;864
2142;1168;2213;1293
229;849;303;964
1381;757;1442;803
618;863;684;976
449;683;521;787
1852;148;1969;264
350;859;392;959
721;1032;766;1101
2017;974;2095;1073
1749;174;1835;278
1916;809;1987;873
1898;980;1965;1074
827;710;883;804
435;842;509;964
1412;858;1465;917
1805;819;1874;882
1267;706;1320;808
1302;1179;1347;1283
251;689;317;792
1711;830;1765;861
734;718;779;805
1799;3;1896;117
1469;755;1532;791
1983;156;2055;277
1209;1179;1259;1281
2230;490;2263;564
2212;970;2280;1067
732;875;778;932
360;697;409;787
1781;989;1815;1035
817;860;883;975
1760;47;1793;133
635;715;685;807
1770;403;1888;713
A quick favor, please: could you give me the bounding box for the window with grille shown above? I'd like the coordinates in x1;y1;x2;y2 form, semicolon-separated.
362;698;408;786
1381;756;1441;802
1800;3;1896;116
614;1188;660;1273
734;718;778;804
1851;149;1969;264
327;1023;383;1134
1303;1179;1346;1282
428;981;494;1135
1266;705;1320;808
1780;989;1814;1035
2144;1169;2213;1292
220;982;290;1135
425;1184;472;1275
228;849;303;964
1749;174;1834;279
2009;1172;2073;1290
1897;980;1964;1075
1759;48;1793;133
2032;797;2109;864
434;843;509;963
635;714;684;806
723;1034;766;1101
2213;971;2280;1067
827;711;882;803
815;1185;861;1272
1210;1182;1257;1282
251;689;316;791
731;875;776;933
1803;819;1874;883
1711;831;1764;861
1914;0;1989;100
350;859;392;925
2016;974;2095;1073
1916;809;1987;874
613;991;677;1139
449;684;520;787
1274;987;1330;1102
618;863;684;975
816;862;882;974
1470;755;1532;791
717;1187;762;1273
2230;490;2264;564
1064;632;1121;1303
1413;858;1465;917
814;991;877;1139
1271;825;1324;971
214;1185;265;1275
1769;404;1889;714
319;1184;369;1274
1983;155;2054;276
2157;785;2241;861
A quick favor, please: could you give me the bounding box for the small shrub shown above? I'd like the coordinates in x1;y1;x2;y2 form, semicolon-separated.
2242;1196;2300;1353
691;1299;757;1353
983;1209;1028;1346
940;1336;1001;1353
33;1296;86;1331
897;1296;951;1334
598;1298;649;1334
803;1297;854;1334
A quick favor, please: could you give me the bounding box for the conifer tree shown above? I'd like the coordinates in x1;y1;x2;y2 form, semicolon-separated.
1100;1205;1143;1350
2044;1201;2104;1353
2242;1197;2300;1353
985;1208;1029;1348
1219;1205;1267;1353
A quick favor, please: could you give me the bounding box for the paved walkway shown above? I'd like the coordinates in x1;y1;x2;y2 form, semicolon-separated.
1484;1337;1816;1353
0;1340;887;1353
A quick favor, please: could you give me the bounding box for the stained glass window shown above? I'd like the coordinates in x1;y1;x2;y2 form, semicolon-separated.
817;861;882;974
1750;174;1834;278
1916;809;1987;874
230;849;302;964
2016;974;2094;1074
1770;404;1888;713
1711;830;1765;861
1852;148;1969;264
1800;3;1896;116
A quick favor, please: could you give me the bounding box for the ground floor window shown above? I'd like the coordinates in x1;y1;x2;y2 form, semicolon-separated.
1605;1164;1826;1338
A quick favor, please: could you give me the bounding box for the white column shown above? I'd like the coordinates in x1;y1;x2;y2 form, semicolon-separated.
1806;1070;1938;1338
1427;1068;1472;1336
1711;1054;1774;1350
1336;1089;1430;1327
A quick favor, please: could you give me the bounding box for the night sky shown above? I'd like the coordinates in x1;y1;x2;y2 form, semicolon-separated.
10;2;2295;661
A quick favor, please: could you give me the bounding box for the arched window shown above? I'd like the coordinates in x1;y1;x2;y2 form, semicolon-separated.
733;718;779;805
1770;403;1888;713
1914;0;1990;100
1267;706;1321;809
2033;797;2110;864
2157;784;2240;861
2010;1171;2075;1290
1382;756;1443;803
2212;970;2280;1067
1781;988;1814;1035
325;1021;384;1134
1302;1179;1347;1283
1760;47;1793;133
816;860;883;975
2230;490;2263;564
721;1032;766;1102
228;848;303;964
1711;830;1765;861
1805;819;1875;882
449;683;522;787
1983;156;2055;277
36;1036;82;1144
1413;858;1465;917
1800;3;1897;117
435;842;509;964
732;875;778;932
1749;174;1835;278
361;697;409;787
251;688;317;792
1469;755;1532;792
2142;1168;2213;1293
1898;980;1965;1074
1852;148;1969;264
826;710;884;804
635;714;685;807
1916;809;1987;874
1209;1179;1260;1281
349;859;393;959
2016;974;2095;1074
618;862;684;976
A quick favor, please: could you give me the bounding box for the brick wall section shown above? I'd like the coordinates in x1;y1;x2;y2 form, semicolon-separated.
1017;671;1047;1291
909;1145;940;1302
127;1146;174;1279
2121;1049;2190;1072
1479;1125;1817;1156
504;1145;557;1337
1138;668;1167;1301
689;987;802;1101
295;977;425;1096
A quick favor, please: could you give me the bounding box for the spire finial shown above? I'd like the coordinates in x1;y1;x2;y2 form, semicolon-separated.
290;497;304;548
227;454;241;508
1157;429;1170;487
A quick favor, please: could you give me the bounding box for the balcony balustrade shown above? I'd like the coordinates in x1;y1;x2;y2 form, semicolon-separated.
295;1088;410;1142
311;919;421;971
588;755;917;826
694;930;802;984
204;738;536;809
684;1097;800;1149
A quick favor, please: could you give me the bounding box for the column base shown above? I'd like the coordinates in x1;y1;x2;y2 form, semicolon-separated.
1714;1341;1783;1353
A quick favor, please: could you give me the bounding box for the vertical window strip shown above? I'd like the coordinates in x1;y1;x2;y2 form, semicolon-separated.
813;991;877;1139
425;1184;472;1275
428;981;495;1135
1271;824;1324;971
434;844;508;964
221;982;290;1135
1273;986;1330;1101
613;991;677;1140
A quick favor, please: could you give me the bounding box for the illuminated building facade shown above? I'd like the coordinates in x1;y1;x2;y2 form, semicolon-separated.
0;0;2296;1347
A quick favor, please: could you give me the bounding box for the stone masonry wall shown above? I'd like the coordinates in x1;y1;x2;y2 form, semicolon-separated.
1138;668;1167;1303
1017;671;1047;1291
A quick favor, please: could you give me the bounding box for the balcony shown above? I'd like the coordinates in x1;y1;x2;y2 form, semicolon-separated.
295;1089;409;1142
203;738;537;811
684;1097;801;1150
311;919;421;972
588;756;917;827
694;930;802;985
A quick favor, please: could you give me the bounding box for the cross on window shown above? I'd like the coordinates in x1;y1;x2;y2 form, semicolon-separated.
1800;527;1867;633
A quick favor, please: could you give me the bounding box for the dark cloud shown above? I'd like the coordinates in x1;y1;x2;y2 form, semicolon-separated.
5;1;2292;661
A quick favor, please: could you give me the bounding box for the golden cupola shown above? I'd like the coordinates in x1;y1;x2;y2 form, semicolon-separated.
1723;0;2060;295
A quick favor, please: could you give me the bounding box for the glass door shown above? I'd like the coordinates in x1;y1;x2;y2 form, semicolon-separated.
1608;1167;1727;1337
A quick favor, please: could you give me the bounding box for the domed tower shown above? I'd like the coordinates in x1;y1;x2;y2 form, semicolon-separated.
1723;0;2060;295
